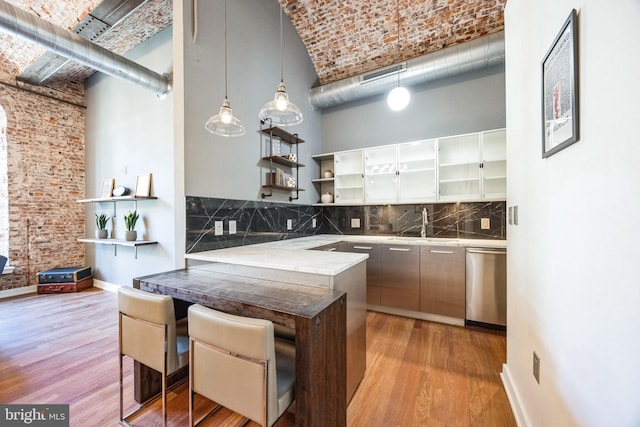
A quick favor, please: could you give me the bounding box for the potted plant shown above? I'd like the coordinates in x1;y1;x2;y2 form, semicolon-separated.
124;210;139;241
95;213;108;239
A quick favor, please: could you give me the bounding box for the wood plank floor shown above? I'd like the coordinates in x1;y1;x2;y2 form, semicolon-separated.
0;288;515;426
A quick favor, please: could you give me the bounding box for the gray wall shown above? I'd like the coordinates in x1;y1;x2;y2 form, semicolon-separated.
320;64;506;153
183;0;322;205
84;27;177;286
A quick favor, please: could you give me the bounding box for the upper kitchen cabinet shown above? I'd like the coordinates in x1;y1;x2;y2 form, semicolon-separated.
397;139;437;203
334;149;364;204
364;145;397;203
480;129;507;200
438;133;481;201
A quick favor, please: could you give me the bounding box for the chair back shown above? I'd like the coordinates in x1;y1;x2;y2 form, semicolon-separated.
188;304;279;426
118;287;180;374
0;255;7;275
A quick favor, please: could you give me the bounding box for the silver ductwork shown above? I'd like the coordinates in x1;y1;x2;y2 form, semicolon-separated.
0;0;170;97
309;31;505;109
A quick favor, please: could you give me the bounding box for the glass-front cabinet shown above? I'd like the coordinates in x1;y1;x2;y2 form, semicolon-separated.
480;129;507;199
334;149;364;203
364;145;397;203
397;139;437;203
438;133;481;201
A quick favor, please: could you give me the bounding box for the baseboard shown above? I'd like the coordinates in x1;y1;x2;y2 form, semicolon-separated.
92;279;120;293
501;363;529;427
0;285;37;299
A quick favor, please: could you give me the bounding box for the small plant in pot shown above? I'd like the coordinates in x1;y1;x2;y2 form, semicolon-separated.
124;210;139;241
95;213;108;239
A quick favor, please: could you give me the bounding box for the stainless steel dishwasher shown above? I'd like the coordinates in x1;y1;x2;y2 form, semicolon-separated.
465;247;507;327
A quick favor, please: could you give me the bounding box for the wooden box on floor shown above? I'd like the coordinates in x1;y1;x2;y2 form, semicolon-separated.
37;276;93;294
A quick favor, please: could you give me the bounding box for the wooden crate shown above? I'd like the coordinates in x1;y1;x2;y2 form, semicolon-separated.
37;276;93;294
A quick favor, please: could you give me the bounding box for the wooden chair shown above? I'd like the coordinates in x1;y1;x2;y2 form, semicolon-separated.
187;304;296;427
118;286;189;427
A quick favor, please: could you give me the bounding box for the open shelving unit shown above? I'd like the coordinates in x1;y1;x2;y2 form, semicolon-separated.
260;121;305;201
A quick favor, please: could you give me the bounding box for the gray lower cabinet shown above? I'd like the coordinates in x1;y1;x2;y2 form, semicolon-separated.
379;244;420;311
419;245;466;318
311;241;346;252
345;242;380;305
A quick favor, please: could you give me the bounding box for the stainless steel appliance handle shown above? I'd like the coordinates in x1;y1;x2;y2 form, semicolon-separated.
326;247;337;252
388;247;410;252
430;250;454;254
467;248;506;255
352;246;372;250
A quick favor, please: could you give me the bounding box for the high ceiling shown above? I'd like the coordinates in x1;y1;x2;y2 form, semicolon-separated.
0;0;505;92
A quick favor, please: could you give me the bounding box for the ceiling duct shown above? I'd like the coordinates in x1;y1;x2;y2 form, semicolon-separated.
0;0;170;97
308;31;505;109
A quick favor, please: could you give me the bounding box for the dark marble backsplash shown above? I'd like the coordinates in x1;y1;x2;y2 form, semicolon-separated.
186;196;506;253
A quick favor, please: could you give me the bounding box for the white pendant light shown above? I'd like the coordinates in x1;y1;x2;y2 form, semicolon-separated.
387;0;410;111
258;7;303;126
205;0;245;137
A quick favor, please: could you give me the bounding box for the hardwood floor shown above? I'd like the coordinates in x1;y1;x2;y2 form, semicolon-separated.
0;288;515;426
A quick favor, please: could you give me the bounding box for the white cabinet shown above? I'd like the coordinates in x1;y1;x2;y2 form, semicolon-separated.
398;139;437;202
364;145;397;203
480;129;507;199
334;149;364;203
438;133;481;201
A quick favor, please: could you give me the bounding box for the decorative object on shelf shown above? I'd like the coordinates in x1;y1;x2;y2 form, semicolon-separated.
112;186;130;197
124;210;139;242
285;176;296;188
271;137;281;155
542;8;579;158
387;0;410;111
204;0;245;137
258;7;303;126
321;192;334;204
101;178;114;198
323;169;334;178
275;167;285;186
95;213;108;239
135;173;152;197
286;152;297;162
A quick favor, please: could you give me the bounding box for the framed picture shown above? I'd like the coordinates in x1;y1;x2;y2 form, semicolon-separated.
542;9;579;158
135;173;152;197
101;179;114;198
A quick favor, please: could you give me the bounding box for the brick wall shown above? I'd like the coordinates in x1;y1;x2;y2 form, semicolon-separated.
0;82;85;291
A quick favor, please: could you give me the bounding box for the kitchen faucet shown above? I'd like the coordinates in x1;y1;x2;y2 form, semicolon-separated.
421;207;428;238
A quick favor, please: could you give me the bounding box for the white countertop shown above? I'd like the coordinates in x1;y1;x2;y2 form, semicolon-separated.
185;234;506;276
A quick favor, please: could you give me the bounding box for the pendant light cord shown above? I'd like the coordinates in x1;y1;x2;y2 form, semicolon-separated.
280;6;284;83
396;0;401;88
224;0;228;98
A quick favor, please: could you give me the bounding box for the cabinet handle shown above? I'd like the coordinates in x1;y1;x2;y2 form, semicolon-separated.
352;245;372;250
388;247;410;252
430;250;454;254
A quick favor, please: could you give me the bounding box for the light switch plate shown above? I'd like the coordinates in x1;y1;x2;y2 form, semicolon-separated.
312;218;317;228
481;218;490;229
351;218;361;228
287;219;293;230
514;206;519;225
229;220;236;235
214;221;223;236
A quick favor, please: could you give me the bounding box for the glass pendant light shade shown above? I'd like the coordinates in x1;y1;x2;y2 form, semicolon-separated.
258;81;303;126
205;97;246;136
387;86;410;111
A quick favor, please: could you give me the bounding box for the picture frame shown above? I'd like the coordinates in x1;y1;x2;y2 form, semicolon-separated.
135;173;152;197
542;9;579;158
101;178;114;198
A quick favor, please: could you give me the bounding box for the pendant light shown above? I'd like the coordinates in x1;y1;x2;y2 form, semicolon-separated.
387;0;410;111
258;6;303;126
205;0;245;137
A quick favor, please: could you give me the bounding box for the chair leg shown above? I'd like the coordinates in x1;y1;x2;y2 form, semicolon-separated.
119;353;124;424
162;368;167;427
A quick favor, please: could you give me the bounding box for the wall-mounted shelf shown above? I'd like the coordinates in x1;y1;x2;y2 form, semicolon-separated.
77;195;158;259
260;120;305;201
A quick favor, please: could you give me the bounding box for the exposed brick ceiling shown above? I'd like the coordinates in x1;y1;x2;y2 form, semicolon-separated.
0;0;505;90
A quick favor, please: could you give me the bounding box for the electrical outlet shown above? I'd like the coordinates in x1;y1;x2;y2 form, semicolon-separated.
214;221;223;236
312;218;317;228
481;218;490;229
229;220;236;235
533;352;540;384
287;219;293;230
351;218;361;228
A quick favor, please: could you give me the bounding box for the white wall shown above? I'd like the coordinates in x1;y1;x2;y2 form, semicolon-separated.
84;27;180;286
183;0;322;204
502;2;640;426
321;65;506;153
